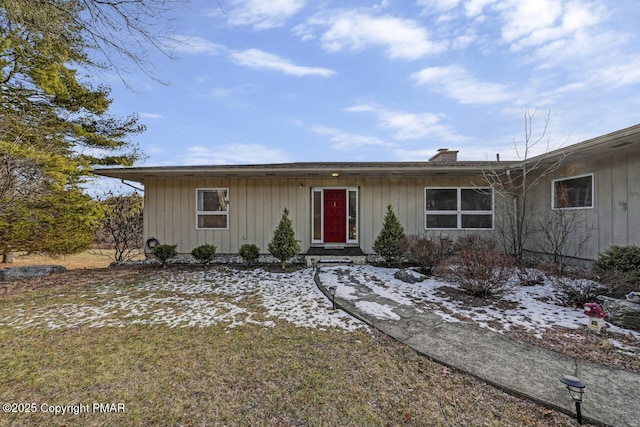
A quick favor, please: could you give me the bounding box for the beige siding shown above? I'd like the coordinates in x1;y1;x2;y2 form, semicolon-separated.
144;174;495;255
628;150;640;245
525;146;640;260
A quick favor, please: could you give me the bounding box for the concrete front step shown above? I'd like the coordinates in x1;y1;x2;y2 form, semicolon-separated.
304;255;367;267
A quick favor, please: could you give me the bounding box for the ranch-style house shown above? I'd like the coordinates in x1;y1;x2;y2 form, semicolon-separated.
95;124;640;265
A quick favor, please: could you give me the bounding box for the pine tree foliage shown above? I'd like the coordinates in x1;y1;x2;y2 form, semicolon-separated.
268;208;301;269
0;0;147;256
373;204;406;266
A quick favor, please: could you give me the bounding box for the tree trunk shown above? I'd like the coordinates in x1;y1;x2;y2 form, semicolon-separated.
2;251;14;263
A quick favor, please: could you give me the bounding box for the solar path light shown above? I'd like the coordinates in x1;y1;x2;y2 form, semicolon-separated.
560;375;586;425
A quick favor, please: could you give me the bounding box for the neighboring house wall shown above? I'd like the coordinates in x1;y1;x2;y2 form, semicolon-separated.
525;145;640;260
143;174;493;255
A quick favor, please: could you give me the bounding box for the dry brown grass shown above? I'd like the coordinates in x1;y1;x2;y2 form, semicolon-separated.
0;326;578;427
0;266;584;427
2;250;144;270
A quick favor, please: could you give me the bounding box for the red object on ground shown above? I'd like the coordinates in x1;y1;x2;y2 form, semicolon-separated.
583;303;607;318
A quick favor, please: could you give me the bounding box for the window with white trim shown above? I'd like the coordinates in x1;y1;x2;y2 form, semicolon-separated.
425;187;493;229
196;188;229;229
552;174;593;209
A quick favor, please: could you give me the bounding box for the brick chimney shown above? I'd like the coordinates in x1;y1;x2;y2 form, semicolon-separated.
429;148;458;163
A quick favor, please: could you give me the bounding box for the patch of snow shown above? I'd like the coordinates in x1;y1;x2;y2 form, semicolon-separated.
318;265;640;356
0;267;366;331
355;301;400;320
2;264;639;361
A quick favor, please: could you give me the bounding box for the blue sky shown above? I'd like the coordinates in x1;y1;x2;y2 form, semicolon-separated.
105;0;640;166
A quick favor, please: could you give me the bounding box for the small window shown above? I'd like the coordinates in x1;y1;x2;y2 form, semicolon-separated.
312;190;322;241
196;188;229;229
552;174;593;209
425;187;493;230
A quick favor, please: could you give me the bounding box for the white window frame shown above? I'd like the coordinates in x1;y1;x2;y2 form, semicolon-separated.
311;187;359;244
551;173;594;210
424;187;494;230
312;188;323;244
196;188;229;230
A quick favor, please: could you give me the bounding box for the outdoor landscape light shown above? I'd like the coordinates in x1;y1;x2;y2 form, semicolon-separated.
328;286;336;310
560;375;586;425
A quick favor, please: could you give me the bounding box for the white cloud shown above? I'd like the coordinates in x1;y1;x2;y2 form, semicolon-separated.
417;0;462;13
311;126;393;150
224;0;306;30
344;104;466;142
301;10;444;60
139;113;165;119
464;0;498;17
593;56;640;89
181;144;290;165
412;65;514;104
206;83;257;99
168;35;225;55
229;49;335;77
498;0;604;50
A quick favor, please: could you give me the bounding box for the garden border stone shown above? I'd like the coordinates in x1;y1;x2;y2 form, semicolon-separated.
0;265;66;281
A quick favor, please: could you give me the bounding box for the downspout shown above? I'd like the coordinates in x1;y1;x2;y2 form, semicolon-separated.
506;169;519;257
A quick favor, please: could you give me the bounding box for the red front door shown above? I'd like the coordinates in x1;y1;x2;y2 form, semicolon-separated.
323;189;347;243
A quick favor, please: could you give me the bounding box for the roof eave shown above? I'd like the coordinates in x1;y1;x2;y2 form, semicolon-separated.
93;162;507;184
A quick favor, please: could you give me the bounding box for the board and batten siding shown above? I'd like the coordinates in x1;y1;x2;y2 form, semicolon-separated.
595;147;640;254
143;174;493;255
525;145;640;260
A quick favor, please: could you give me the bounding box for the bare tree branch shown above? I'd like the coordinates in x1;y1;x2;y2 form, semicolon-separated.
482;109;572;262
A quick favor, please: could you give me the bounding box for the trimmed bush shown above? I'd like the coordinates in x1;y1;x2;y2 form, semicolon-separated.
239;243;260;265
594;245;640;280
191;244;217;264
435;237;515;298
550;272;608;307
453;234;493;253
268;208;301;269
152;244;177;266
373;205;406;266
401;234;446;275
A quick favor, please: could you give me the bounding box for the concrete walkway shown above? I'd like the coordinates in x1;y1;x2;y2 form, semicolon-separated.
314;270;640;427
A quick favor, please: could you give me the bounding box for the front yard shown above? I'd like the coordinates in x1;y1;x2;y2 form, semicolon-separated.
320;265;640;373
0;264;619;426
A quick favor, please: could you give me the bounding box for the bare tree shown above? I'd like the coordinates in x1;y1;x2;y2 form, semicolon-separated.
96;191;144;262
482;109;569;263
537;188;593;272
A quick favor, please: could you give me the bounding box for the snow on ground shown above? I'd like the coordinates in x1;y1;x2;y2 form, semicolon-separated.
2;264;639;359
0;268;365;331
318;265;640;344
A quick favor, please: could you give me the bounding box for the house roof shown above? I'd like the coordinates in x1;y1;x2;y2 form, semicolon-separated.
93;160;513;184
524;122;640;165
93;123;640;184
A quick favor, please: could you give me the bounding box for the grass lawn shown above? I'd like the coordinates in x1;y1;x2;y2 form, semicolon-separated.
3;250;144;270
0;263;580;426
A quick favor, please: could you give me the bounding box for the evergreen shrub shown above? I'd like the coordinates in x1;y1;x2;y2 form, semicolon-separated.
239;243;260;265
152;244;177;266
191;244;217;264
373;205;406;266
